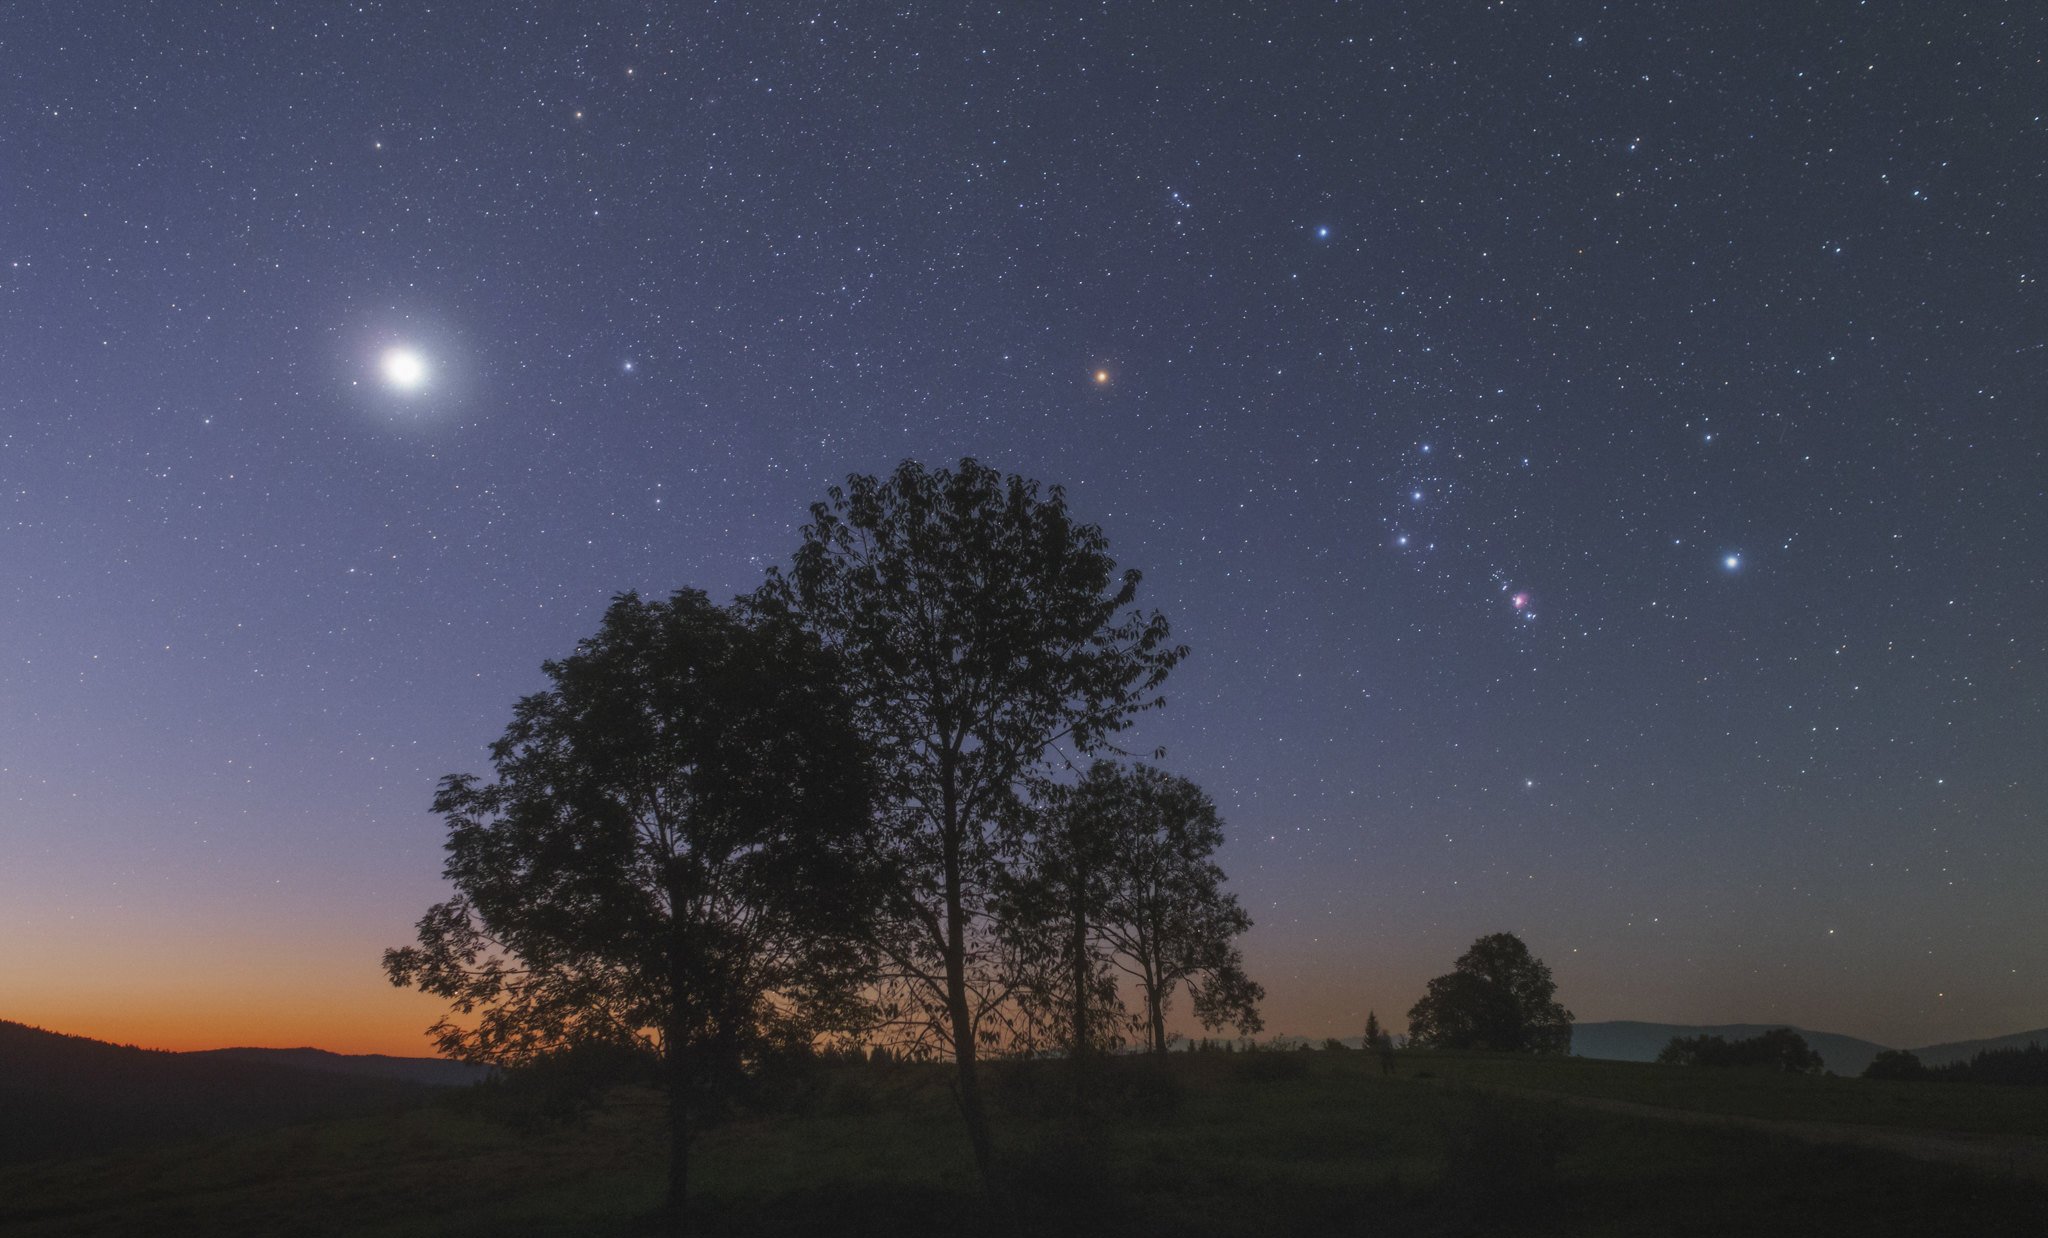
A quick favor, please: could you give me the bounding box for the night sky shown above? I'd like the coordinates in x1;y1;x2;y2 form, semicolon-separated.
4;3;2043;1056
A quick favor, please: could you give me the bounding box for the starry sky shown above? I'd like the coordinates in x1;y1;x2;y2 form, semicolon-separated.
4;3;2043;1056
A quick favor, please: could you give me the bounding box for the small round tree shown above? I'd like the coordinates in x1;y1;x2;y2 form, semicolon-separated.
1406;932;1573;1054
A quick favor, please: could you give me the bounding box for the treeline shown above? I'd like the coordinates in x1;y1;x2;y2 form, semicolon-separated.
383;459;1265;1227
1864;1043;2048;1085
1657;1028;1824;1074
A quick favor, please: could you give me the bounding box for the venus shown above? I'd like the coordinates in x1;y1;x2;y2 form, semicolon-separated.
380;346;428;392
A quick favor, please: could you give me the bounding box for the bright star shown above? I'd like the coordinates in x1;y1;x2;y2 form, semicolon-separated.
1093;369;1111;385
1315;225;1330;239
381;346;428;392
1724;553;1741;571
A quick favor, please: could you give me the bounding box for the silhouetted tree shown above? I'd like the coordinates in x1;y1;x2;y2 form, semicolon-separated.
759;459;1184;1180
1050;762;1264;1055
997;772;1136;1091
1863;1048;1930;1081
382;591;875;1232
1656;1028;1823;1073
1406;933;1573;1053
1365;1010;1396;1074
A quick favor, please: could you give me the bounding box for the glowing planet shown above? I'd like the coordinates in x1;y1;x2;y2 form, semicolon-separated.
380;346;428;392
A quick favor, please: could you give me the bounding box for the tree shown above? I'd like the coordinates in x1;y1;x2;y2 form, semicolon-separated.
1657;1028;1823;1073
1075;763;1263;1055
759;458;1184;1179
1406;933;1573;1054
1365;1011;1396;1074
996;772;1136;1087
1862;1049;1930;1081
382;591;875;1230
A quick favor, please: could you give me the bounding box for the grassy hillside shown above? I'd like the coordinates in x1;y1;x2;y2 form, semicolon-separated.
1404;1048;2048;1137
0;1020;435;1166
4;1051;2045;1236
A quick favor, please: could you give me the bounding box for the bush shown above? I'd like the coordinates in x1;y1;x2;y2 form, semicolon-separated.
445;1040;657;1130
1862;1049;1930;1082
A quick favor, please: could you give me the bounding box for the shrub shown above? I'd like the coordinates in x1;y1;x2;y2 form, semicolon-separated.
1862;1049;1930;1082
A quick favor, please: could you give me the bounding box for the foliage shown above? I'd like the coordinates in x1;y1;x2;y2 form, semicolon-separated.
1929;1042;2048;1086
1406;933;1573;1054
1657;1028;1823;1074
382;589;878;1212
1861;1048;1930;1082
1364;1010;1392;1053
760;457;1185;1172
1048;762;1264;1055
447;1040;659;1131
1000;762;1261;1070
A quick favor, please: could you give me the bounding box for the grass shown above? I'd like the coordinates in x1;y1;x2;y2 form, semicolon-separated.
4;1051;2046;1236
1408;1049;2048;1138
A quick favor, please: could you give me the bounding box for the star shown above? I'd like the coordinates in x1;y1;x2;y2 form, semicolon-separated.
1093;369;1111;385
1724;553;1742;571
380;346;428;392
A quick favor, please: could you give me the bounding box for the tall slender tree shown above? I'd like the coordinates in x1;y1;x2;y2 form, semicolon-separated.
1080;763;1265;1055
382;591;875;1232
759;459;1183;1179
997;773;1137;1086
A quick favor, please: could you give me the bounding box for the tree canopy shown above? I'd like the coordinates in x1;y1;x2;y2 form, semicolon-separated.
758;458;1185;1176
1065;762;1264;1055
1405;933;1573;1054
382;590;876;1218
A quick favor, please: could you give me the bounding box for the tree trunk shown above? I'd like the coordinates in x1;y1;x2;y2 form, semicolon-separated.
1149;990;1168;1055
1070;846;1089;1097
939;781;996;1180
661;1034;692;1235
664;870;693;1234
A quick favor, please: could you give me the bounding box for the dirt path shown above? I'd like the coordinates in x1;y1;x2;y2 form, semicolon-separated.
1504;1086;2048;1183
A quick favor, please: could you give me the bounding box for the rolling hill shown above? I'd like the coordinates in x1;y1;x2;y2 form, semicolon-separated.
0;1020;473;1166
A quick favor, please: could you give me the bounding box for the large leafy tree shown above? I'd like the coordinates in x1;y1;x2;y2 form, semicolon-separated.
760;458;1183;1177
382;591;875;1227
1406;932;1573;1054
1077;763;1264;1055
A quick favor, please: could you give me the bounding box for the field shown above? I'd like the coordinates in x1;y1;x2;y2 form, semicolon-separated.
5;1051;2047;1237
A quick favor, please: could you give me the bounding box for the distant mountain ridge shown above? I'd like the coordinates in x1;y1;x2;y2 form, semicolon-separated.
0;1020;478;1166
1571;1020;2048;1076
190;1046;493;1087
